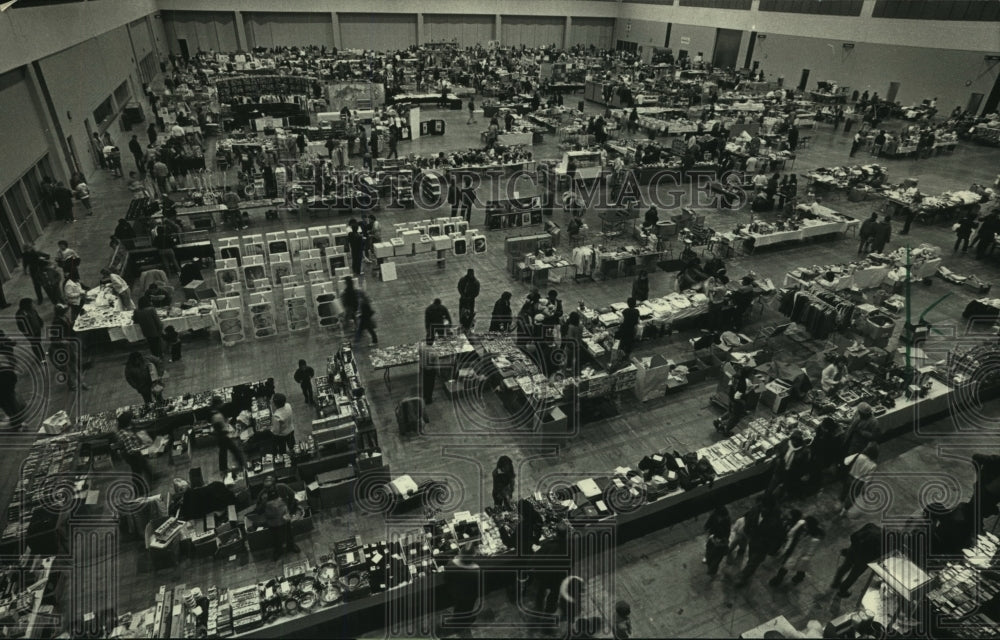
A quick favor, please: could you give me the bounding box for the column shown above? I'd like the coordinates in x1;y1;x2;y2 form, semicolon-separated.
331;12;341;50
564;16;571;50
234;10;248;51
495;14;502;44
417;13;424;46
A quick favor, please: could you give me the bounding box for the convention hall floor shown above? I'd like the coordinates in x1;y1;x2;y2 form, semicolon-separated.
1;97;999;637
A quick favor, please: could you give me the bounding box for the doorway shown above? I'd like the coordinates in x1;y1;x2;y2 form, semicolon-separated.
797;69;810;92
886;82;900;104
712;29;741;70
967;93;984;116
178;38;191;61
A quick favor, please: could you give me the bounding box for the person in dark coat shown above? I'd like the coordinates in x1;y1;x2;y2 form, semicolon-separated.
20;245;50;305
831;522;883;598
703;506;731;577
615;298;641;359
124;350;162;404
355;290;378;345
425;298;452;344
787;125;799;151
975;211;999;259
765;430;812;498
457;269;481;332
132;296;164;359
735;496;786;586
870;215;892;253
491;455;515;509
631;270;650;302
14;298;45;363
347;219;366;276
147;122;158;146
52;182;75;223
442;542;481;635
858;212;878;255
489;292;513;332
843;402;880;455
954;211;978;253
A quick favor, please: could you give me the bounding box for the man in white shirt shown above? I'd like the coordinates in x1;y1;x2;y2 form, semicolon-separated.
100;267;133;310
821;356;845;393
271;393;295;454
63;274;85;321
170;122;185;139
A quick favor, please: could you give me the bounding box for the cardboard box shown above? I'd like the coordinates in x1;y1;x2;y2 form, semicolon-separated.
374;242;394;259
415;235;433;254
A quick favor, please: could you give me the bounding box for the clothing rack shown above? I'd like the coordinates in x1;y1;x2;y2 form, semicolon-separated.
779;288;856;339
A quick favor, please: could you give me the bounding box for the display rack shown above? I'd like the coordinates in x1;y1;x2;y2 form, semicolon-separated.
214;295;246;347
248;290;277;339
269;252;293;283
215;258;240;292
298;249;324;279
242;255;267;288
312;281;342;329
265;231;289;257
284;285;309;332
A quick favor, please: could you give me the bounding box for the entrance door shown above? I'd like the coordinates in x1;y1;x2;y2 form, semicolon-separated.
967;93;984;116
178;38;191;61
797;69;810;91
712;29;742;70
886;82;900;104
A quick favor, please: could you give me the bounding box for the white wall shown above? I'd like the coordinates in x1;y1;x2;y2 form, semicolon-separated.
162;11;239;53
39;25;141;174
569;17;616;50
0;69;51;195
668;23;716;59
339;14;418;51
0;0;158;75
502;16;566;49
751;34;1000;109
618;1;1000;52
244;12;334;49
423;15;496;47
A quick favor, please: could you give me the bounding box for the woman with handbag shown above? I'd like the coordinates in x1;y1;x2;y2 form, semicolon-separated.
840;442;879;517
124;350;164;404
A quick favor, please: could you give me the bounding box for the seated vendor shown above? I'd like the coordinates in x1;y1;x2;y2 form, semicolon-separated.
821;355;847;393
145;282;173;308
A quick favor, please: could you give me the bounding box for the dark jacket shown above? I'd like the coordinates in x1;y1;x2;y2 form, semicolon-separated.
132;306;164;339
124;354;163;395
425;302;452;332
859;217;877;239
457;275;481;301
15;308;44;339
956;216;978;239
844;414;879;454
871;221;891;246
21;249;50;275
490;298;512;331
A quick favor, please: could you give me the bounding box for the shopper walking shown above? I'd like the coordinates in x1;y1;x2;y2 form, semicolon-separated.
15;299;45;364
614;298;640;362
974;210;999;260
355;289;378;345
147;122;158;146
489;292;513;332
843;402;879;455
21;245;50;305
467;97;476;125
703;506;731;577
52;181;75;223
55;240;82;281
113;411;153;495
491;455;516;509
124;350;162;404
765;430;812;499
341;275;358;329
849;132;862;157
132;297;165;359
293;359;315;405
129;135;145;175
347;219;366;277
210;409;246;476
631;270;650;302
858;212;877;255
871;214;892;253
769;515;825;587
840;442;879;516
40;261;65;306
425;298;452;344
830;522;882;598
954;211;978;253
733;496;786;586
807;417;844;492
62;273;85;322
457;268;480;332
152;158;170;196
271;393;295;454
73;176;93;216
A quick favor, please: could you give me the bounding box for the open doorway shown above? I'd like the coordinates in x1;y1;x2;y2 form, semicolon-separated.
178;38;191;61
797;69;810;92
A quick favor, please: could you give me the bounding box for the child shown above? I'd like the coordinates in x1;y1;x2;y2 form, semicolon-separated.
163;326;182;362
293;359;315;405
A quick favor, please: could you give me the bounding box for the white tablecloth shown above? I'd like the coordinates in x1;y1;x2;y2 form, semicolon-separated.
74;286;217;343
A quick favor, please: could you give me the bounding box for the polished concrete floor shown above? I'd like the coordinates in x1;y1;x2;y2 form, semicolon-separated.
1;94;1000;637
